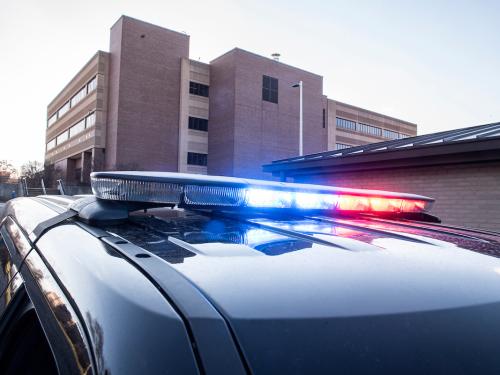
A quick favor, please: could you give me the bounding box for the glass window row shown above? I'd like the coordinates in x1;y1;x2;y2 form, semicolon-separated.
358;122;382;137
47;76;98;127
336;117;409;140
46;112;96;151
335;143;352;150
336;117;356;131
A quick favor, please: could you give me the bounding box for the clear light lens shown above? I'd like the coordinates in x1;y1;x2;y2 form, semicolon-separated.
184;185;246;206
337;195;370;211
369;198;403;212
91;173;433;214
402;199;431;212
245;188;293;208
295;192;339;210
91;177;182;204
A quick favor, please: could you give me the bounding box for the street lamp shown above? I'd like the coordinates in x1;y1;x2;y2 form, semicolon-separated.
292;80;303;156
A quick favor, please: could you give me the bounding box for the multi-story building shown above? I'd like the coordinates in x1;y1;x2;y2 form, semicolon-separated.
44;15;416;183
45;51;108;184
328;100;416;152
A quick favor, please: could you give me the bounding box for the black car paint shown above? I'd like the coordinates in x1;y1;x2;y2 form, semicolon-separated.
2;197;500;374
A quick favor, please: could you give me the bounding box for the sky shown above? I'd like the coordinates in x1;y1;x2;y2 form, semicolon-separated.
1;0;499;169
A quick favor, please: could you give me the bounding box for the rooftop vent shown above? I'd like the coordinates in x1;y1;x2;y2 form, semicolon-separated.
271;53;281;62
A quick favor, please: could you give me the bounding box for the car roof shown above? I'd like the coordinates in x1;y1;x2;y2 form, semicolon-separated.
6;195;500;374
5;195;500;317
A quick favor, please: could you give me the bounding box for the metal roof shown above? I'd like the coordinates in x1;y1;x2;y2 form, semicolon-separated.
267;122;500;167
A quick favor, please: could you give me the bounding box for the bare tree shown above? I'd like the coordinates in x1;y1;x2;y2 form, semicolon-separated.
21;160;43;179
0;160;17;182
21;160;44;187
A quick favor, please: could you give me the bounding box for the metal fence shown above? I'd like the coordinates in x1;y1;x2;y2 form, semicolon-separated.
0;180;92;202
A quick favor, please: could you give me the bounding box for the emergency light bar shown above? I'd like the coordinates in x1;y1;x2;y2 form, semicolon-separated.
90;171;434;214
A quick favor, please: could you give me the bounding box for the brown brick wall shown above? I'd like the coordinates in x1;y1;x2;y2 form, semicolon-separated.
209;49;326;178
293;161;500;232
106;16;189;170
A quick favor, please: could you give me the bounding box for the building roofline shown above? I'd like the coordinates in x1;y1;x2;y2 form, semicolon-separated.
110;15;190;39
188;58;210;67
47;50;109;111
263;135;500;176
210;47;323;79
330;99;417;126
264;121;500;173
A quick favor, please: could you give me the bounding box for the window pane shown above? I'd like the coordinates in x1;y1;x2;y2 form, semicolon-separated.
188;116;208;131
87;76;97;92
383;129;399;139
58;102;70;118
336;117;356;131
47;114;57;127
70;86;87;108
86;112;96;127
56;131;69;145
187;152;207;166
69;119;86;138
358;123;382;137
262;75;278;104
46;139;56;151
189;81;209;97
271;77;278;90
336;143;352;150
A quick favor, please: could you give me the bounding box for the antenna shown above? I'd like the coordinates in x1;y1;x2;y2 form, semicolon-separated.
271;53;281;62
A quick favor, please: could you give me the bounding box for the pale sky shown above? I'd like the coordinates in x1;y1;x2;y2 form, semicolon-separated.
1;0;499;168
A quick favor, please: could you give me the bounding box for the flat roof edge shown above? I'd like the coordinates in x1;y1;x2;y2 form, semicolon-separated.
47;50;109;111
263;137;500;172
210;48;323;78
330;99;417;126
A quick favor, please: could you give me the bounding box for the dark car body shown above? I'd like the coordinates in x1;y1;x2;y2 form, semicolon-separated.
2;194;500;374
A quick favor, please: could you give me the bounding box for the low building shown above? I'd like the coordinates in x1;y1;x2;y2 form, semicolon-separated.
263;122;500;232
45;15;416;183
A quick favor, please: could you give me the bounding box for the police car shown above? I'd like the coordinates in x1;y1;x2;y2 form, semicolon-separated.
1;171;500;375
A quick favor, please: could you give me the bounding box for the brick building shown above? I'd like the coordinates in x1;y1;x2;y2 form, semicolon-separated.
263;122;500;232
45;15;416;183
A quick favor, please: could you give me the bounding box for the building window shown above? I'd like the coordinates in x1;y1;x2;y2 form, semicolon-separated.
70;86;87;108
188;116;208;131
46;139;56;151
336;117;356;131
189;81;209;97
382;129;400;139
56;130;69;146
187;152;207;166
358;123;382;137
336;143;352;150
86;112;96;127
262;75;278;103
58;101;70;118
47;114;57;127
87;76;97;93
69;119;85;138
322;109;326;128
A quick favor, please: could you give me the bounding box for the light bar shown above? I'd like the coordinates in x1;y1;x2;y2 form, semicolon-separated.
90;171;434;214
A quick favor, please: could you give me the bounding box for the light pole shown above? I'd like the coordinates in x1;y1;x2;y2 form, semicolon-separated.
292;81;303;156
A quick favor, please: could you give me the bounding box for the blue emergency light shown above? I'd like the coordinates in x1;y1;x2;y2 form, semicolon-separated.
90;171;434;213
